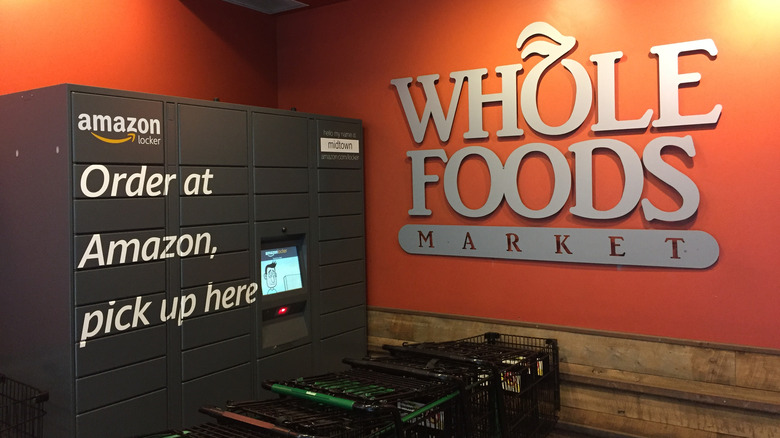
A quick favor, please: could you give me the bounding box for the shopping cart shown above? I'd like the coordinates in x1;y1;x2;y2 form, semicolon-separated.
0;374;49;438
383;332;560;438
184;423;279;437
149;421;317;438
217;397;402;437
152;400;438;438
262;367;463;437
343;356;493;437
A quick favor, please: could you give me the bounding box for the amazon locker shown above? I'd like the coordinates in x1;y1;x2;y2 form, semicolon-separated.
0;84;366;436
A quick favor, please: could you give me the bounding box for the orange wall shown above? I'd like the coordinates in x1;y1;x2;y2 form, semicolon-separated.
277;0;780;349
2;0;778;350
0;0;278;106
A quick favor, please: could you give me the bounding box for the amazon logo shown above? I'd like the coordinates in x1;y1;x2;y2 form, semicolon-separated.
77;113;162;145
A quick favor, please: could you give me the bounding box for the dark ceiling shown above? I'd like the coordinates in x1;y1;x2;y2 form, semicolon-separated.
299;0;348;9
221;0;349;15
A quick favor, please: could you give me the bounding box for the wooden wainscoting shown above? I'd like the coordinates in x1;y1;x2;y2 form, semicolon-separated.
367;307;780;438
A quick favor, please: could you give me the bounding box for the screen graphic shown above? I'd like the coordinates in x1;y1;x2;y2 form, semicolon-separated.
260;246;303;296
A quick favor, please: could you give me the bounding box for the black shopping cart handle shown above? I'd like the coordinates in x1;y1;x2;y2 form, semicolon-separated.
343;358;461;383
383;344;495;368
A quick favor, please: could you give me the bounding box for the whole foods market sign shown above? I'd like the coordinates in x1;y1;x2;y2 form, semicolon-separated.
393;22;720;269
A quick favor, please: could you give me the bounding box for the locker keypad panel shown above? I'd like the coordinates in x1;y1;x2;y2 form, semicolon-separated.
0;85;365;437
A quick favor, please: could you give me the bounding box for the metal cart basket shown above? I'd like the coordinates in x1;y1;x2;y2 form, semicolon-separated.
262;368;464;437
343;355;493;437
0;374;49;438
217;397;400;437
384;332;560;438
156;422;316;438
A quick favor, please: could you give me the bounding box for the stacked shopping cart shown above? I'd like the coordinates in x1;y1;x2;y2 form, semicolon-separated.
381;332;560;437
157;332;559;438
0;374;49;438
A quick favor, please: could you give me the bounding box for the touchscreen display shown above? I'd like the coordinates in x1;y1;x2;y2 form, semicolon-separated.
260;246;303;295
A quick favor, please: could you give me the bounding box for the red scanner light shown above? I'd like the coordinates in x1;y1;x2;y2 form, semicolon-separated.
277;306;289;316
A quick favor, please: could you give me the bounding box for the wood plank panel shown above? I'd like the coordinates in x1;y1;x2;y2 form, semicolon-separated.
737;352;780;392
560;381;640;418
368;309;740;383
635;392;780;437
560;335;735;385
560;406;719;438
561;363;780;413
563;383;780;437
